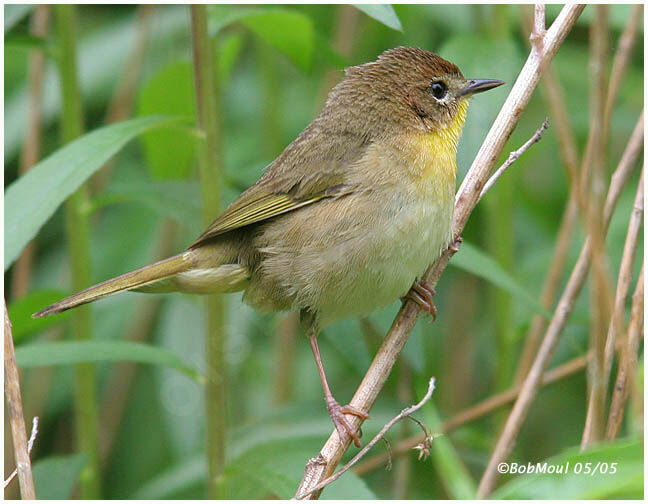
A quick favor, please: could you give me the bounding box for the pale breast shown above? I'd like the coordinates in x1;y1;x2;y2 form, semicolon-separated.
244;129;459;327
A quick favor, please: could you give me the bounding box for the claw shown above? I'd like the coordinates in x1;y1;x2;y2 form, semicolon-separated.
402;280;437;320
327;397;369;448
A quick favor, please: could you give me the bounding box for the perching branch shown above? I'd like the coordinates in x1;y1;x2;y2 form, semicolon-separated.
4;302;37;499
296;378;436;499
295;5;586;499
477;110;644;498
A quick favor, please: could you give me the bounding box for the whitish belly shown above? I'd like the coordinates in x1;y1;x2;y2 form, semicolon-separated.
315;195;453;326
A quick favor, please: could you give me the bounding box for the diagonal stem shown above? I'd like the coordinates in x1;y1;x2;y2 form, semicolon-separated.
294;5;586;499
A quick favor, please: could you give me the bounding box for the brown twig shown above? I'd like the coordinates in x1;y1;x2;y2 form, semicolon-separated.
581;4;613;449
4;302;37;499
11;5;50;300
605;261;644;440
583;167;643;447
477;111;643;498
295;5;586;499
602;4;643;144
353;350;593;475
478;118;549;201
4;417;39;489
295;378;436;500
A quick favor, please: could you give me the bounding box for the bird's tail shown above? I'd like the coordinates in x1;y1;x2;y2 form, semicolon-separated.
33;253;194;318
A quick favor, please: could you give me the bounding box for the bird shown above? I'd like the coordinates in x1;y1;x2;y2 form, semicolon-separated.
34;46;504;447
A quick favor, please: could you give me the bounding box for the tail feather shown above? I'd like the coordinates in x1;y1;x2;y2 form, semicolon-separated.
32;253;193;318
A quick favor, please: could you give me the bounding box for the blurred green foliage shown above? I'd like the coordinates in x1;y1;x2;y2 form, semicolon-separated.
4;4;643;500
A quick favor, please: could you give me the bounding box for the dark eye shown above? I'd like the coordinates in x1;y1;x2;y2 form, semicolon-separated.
430;81;447;100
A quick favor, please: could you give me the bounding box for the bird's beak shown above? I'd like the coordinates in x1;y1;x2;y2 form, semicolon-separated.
456;79;505;97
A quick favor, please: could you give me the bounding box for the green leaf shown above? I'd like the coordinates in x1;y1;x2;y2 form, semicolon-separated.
33;453;88;499
240;10;314;71
353;5;403;31
450;241;552;319
4;4;34;33
137;63;196;179
208;6;314;71
15;341;204;383
4;115;183;271
492;437;643;499
8;290;70;344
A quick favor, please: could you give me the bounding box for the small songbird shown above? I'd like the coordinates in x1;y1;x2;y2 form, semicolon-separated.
34;47;503;446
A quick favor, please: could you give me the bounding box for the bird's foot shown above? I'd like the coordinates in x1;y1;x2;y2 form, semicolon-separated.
326;396;369;448
402;280;437;320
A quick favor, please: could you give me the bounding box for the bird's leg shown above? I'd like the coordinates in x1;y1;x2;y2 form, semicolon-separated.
402;279;437;320
306;325;368;448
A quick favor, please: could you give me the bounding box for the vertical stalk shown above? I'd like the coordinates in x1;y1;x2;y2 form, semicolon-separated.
484;5;515;393
190;5;226;498
55;5;100;499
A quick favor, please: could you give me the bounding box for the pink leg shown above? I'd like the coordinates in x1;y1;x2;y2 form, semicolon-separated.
308;329;369;447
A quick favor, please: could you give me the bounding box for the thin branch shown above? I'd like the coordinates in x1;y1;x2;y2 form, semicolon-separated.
583;167;643;446
602;4;642;144
478;118;549;201
581;5;612;449
4;302;37;499
295;5;586;499
477;111;644;498
606;264;645;440
354;350;592;475
295;378;436;500
4;417;39;489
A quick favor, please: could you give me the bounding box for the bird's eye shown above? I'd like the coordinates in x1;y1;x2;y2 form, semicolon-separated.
430;81;447;100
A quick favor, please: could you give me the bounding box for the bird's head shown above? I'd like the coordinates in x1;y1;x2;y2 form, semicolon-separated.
327;46;504;136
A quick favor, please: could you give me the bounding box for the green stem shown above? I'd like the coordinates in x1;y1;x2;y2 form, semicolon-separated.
55;4;100;499
483;7;514;395
190;5;226;498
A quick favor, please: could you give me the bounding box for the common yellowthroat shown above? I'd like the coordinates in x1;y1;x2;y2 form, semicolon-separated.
35;47;503;446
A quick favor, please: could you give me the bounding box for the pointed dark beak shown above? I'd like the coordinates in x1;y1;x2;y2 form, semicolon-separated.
456;79;505;97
